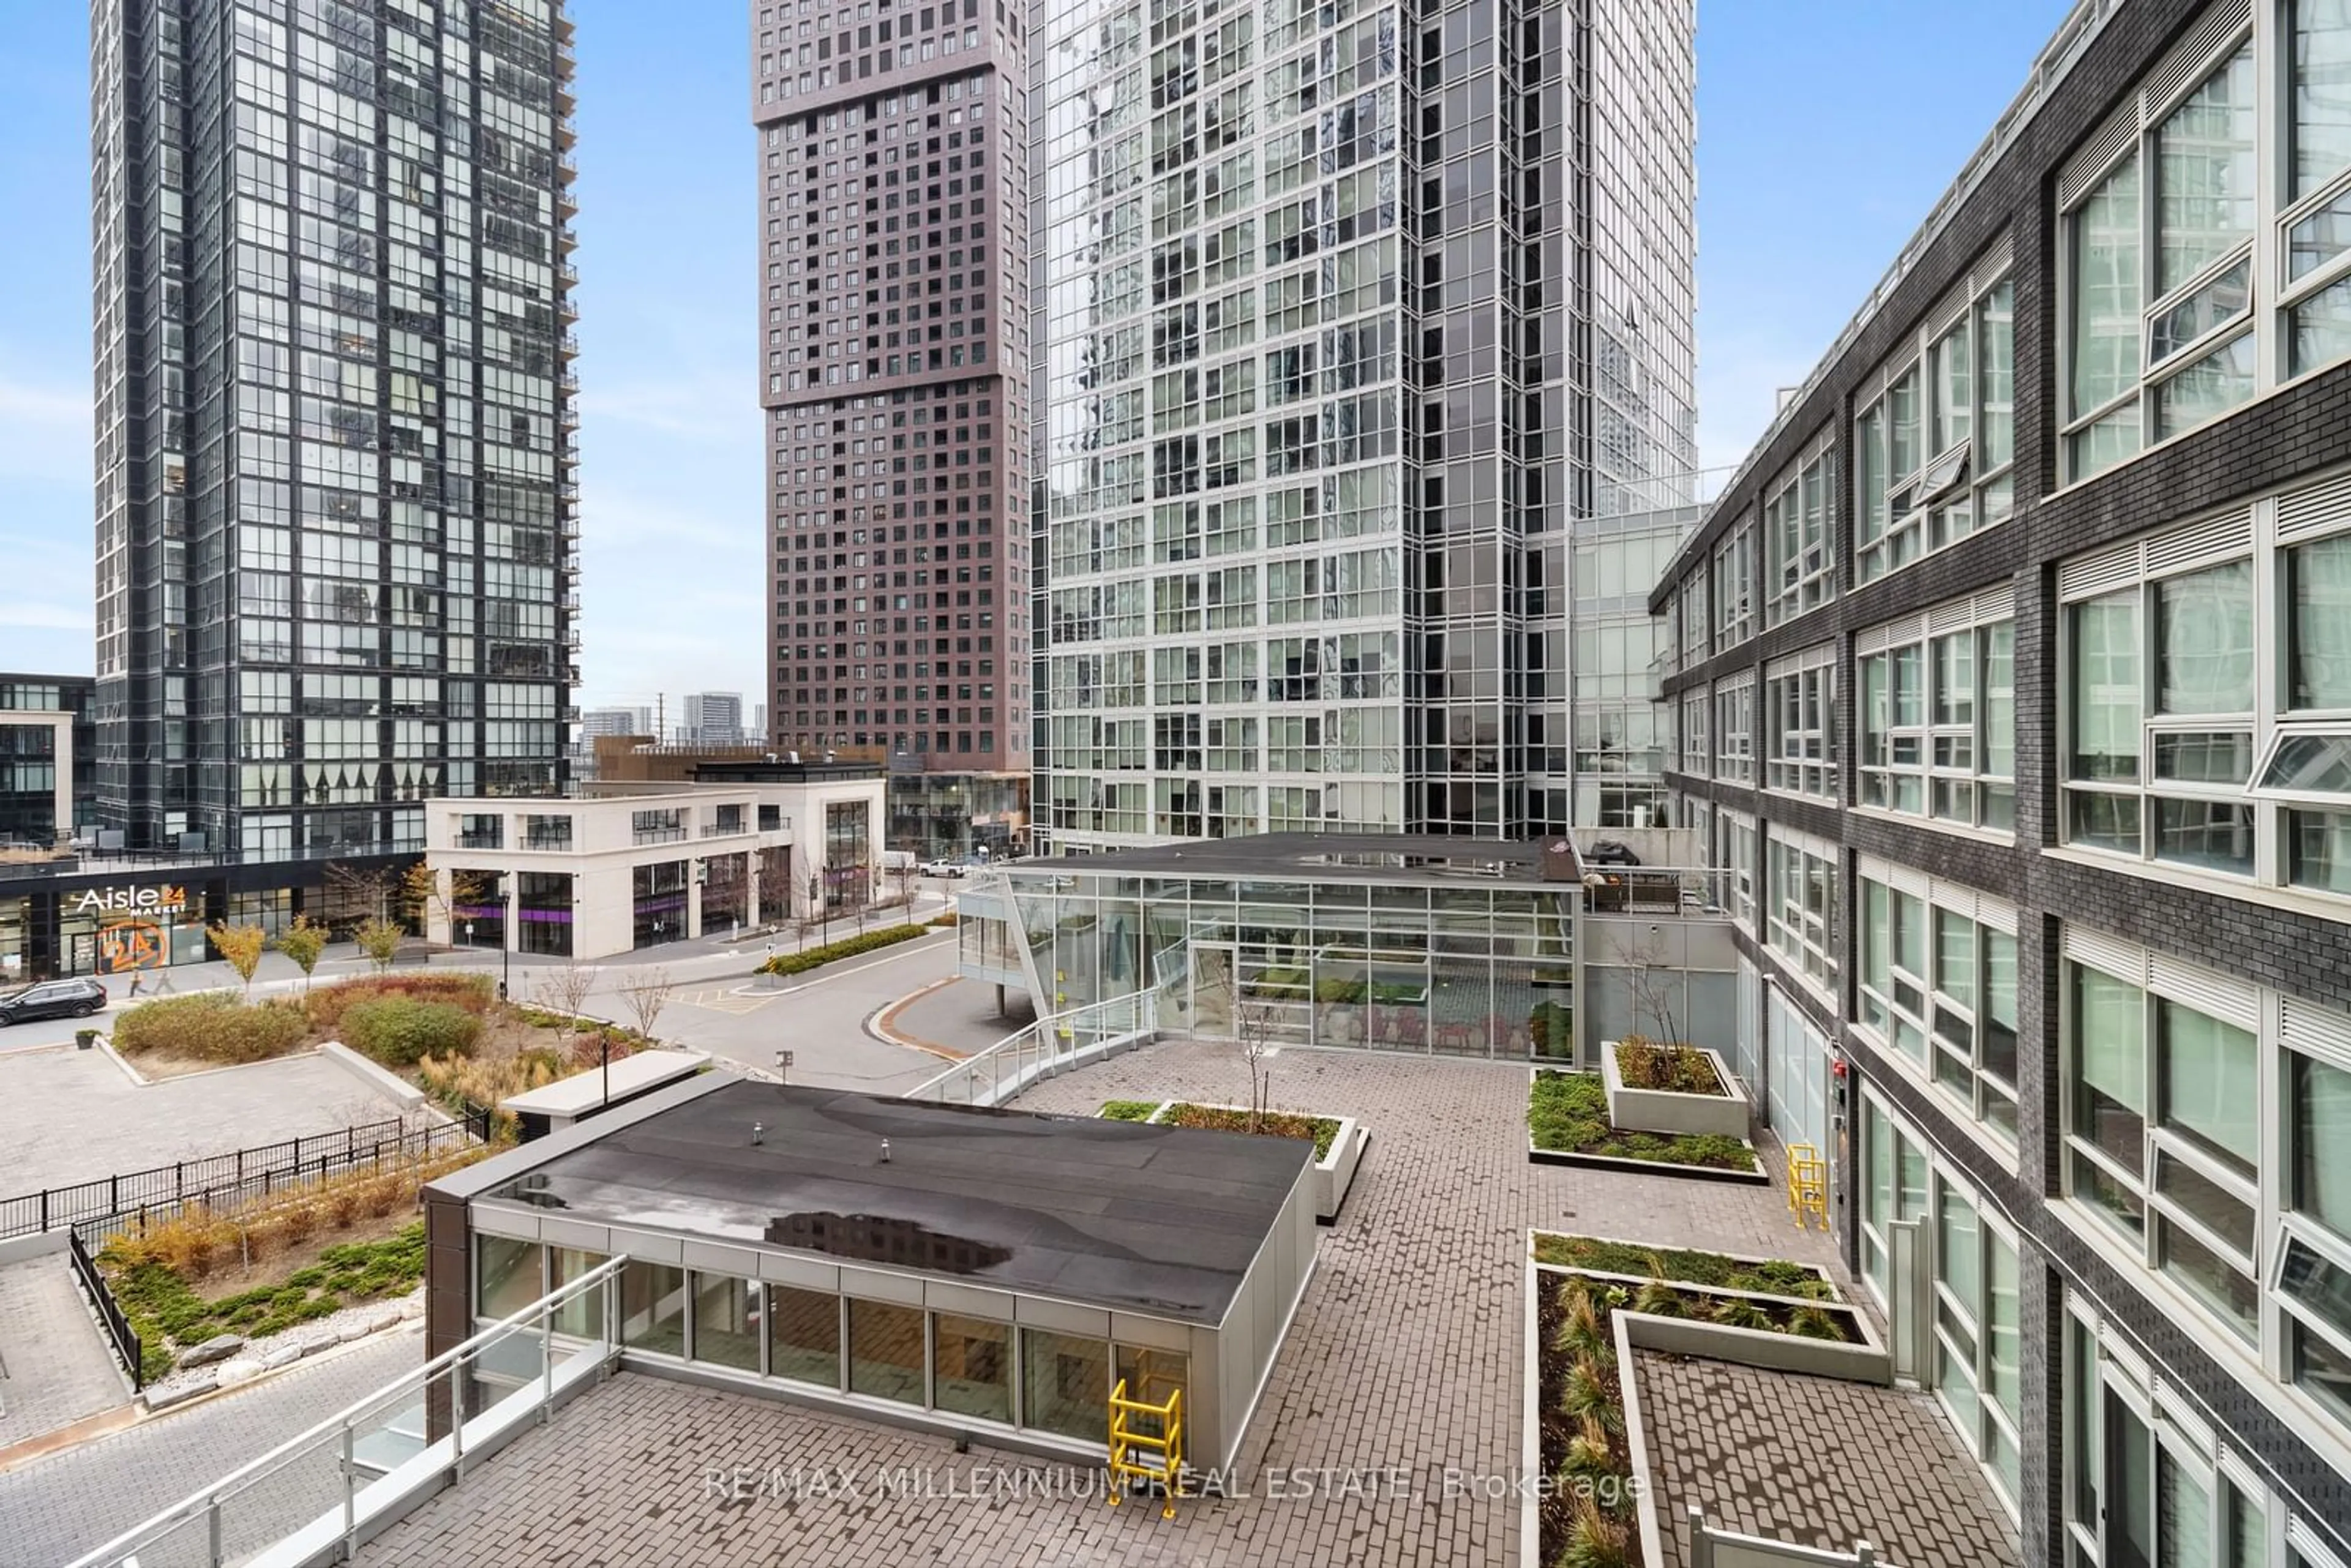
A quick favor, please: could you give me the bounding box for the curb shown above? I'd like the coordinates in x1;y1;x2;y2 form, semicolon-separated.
865;977;966;1061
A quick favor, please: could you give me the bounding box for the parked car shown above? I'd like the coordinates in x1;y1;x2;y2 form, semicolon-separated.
0;977;110;1025
920;857;967;879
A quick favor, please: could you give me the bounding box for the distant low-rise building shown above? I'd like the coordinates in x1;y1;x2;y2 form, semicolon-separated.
423;758;885;958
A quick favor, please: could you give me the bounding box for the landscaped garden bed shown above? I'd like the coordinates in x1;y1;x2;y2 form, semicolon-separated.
108;973;653;1103
757;917;954;977
1526;1069;1766;1183
99;1142;492;1381
1600;1038;1750;1139
1098;1100;1368;1222
1526;1234;1881;1567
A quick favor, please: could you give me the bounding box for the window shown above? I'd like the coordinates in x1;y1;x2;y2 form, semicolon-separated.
1678;689;1709;777
475;1236;542;1320
1933;1184;2023;1504
931;1313;1011;1422
2060;490;2351;897
1021;1328;1108;1441
1764;648;1835;800
2059;8;2351;482
1857;864;2019;1147
847;1297;925;1404
2062;935;2262;1343
1714;677;1754;785
1861;1098;2020;1507
1764;438;1834;626
767;1285;841;1387
692;1272;762;1371
2282;1049;2351;1430
1712;520;1755;651
1857;257;2014;581
1764;828;1836;996
1709;809;1756;931
1858;595;2015;831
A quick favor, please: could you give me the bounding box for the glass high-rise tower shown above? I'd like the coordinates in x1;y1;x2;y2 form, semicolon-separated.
90;0;579;861
1028;0;1695;850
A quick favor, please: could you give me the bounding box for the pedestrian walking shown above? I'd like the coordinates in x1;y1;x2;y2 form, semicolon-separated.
127;969;143;999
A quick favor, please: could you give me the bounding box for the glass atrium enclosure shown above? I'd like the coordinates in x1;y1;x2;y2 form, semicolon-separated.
965;837;1581;1060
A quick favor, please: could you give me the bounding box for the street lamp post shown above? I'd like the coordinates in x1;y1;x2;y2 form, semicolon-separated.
498;874;513;1002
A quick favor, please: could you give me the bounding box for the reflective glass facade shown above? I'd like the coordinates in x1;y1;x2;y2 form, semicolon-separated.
973;863;1575;1058
1028;0;1695;849
91;0;577;860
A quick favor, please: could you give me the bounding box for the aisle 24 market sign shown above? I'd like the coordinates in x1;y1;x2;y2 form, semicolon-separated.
71;885;188;918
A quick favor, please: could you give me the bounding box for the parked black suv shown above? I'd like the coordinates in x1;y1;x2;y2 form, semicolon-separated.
0;977;110;1025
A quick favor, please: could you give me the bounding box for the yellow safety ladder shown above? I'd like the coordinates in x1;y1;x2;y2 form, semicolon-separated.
1787;1141;1829;1231
1106;1376;1185;1520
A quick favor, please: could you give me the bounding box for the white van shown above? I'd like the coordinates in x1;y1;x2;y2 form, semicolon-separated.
880;849;917;874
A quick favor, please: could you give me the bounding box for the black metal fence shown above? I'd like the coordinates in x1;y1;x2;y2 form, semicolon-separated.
0;1117;479;1247
67;1228;143;1391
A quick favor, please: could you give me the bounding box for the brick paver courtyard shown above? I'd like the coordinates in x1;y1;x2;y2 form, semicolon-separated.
1635;1351;2020;1568
338;1042;2008;1566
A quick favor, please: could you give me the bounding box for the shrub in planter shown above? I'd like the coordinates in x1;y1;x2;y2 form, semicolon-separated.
343;996;482;1068
306;972;494;1033
760;923;932;975
111;992;310;1064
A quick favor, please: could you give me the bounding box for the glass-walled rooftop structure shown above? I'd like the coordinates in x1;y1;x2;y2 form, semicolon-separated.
962;833;1581;1059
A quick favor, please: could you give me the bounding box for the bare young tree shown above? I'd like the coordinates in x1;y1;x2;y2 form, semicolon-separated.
1621;926;1684;1047
533;958;599;1050
618;966;677;1046
1233;997;1279;1135
325;860;400;926
890;860;919;925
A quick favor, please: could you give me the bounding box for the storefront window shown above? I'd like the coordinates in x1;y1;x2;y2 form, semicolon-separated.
847;1299;924;1404
931;1313;1011;1423
767;1285;841;1388
1021;1329;1108;1441
692;1272;760;1371
476;1236;544;1320
632;861;688;948
517;871;574;957
621;1261;686;1355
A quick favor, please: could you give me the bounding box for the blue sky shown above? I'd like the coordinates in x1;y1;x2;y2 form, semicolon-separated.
0;1;2066;710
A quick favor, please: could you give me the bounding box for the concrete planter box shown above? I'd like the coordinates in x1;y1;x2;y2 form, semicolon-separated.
1526;1068;1768;1185
1525;1253;1888;1566
1116;1101;1367;1223
1600;1041;1749;1139
1532;1261;1888;1385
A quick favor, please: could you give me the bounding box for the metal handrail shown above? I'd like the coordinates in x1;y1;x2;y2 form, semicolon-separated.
67;1256;626;1568
902;989;1157;1106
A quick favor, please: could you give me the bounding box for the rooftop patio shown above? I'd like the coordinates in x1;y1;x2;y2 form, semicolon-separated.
320;1042;2012;1567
